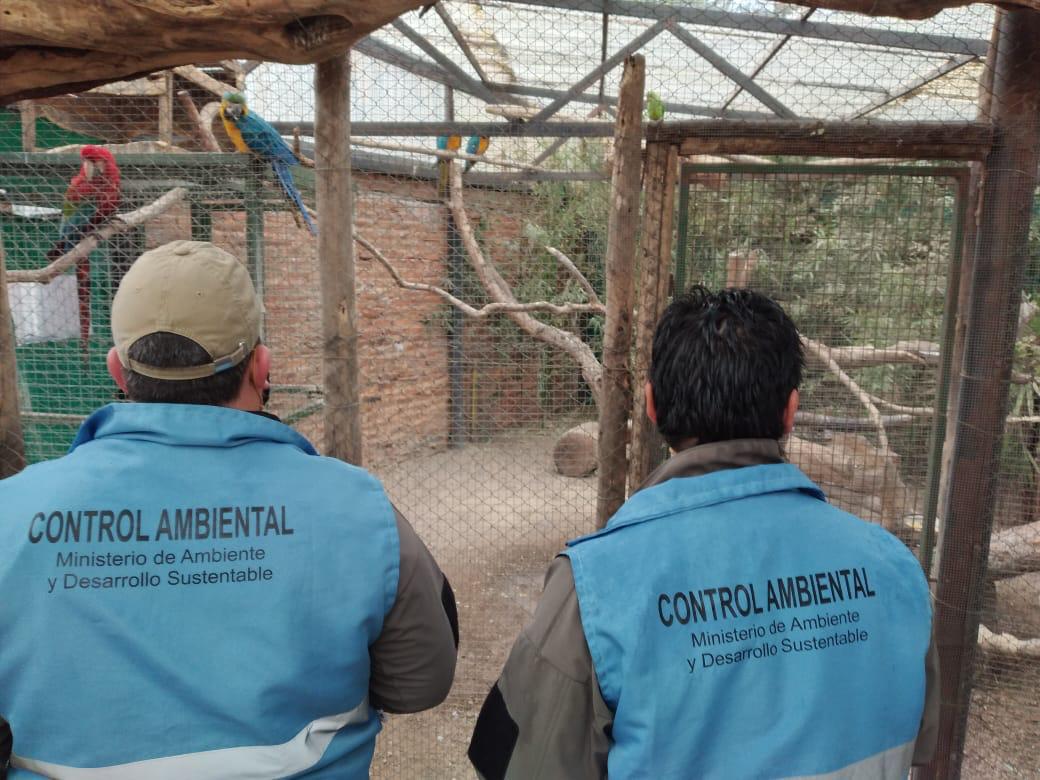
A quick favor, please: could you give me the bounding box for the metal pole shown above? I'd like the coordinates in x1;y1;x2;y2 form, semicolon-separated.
316;52;363;465
445;86;466;447
920;9;1040;778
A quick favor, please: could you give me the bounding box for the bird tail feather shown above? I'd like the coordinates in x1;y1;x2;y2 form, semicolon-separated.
273;161;317;236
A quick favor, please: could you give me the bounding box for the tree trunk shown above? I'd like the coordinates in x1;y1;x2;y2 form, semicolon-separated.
596;55;644;527
628;141;678;492
316;53;362;465
0;241;26;478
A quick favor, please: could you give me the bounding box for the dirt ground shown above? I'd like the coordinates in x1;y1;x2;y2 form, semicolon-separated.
367;429;1039;779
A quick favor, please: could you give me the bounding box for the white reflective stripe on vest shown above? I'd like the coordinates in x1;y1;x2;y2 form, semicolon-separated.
11;697;370;780
791;740;916;780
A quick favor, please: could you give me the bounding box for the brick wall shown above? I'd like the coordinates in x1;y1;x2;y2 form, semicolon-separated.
141;172;570;466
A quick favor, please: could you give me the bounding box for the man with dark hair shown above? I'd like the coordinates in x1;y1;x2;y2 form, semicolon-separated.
0;240;458;778
469;287;937;779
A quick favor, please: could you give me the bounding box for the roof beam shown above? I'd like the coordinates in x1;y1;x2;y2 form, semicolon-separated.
527;16;672;122
491;81;774;120
848;54;977;119
491;0;988;56
391;19;501;104
433;4;492;85
355;36;474;94
720;7;814;112
667;23;798;119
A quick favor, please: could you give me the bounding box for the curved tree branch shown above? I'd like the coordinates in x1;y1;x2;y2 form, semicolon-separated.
545;246;601;305
6;187;189;284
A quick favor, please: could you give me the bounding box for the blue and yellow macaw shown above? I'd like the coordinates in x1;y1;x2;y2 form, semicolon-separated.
436;134;462;195
463;135;490;173
220;92;316;235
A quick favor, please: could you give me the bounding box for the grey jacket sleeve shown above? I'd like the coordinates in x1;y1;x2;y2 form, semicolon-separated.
469;556;612;780
369;508;458;714
912;631;941;765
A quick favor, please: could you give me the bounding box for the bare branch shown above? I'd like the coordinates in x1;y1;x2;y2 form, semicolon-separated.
7;188;189;284
978;624;1040;660
801;335;890;452
177;90;221;152
351;138;548;173
545;246;602;305
172;65;236;97
355;232;605;318
448;163;605;404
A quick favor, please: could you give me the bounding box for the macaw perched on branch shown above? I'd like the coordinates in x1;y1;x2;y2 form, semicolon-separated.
463;135;489;173
46;145;121;359
219;92;317;235
436;134;462;195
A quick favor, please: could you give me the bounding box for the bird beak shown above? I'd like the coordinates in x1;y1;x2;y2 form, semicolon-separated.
82;160;96;179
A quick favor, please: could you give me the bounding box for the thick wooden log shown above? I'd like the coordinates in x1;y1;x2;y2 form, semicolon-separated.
787;0;1039;19
923;11;1040;779
1;0;425;103
988;520;1040;578
977;624;1040;660
994;572;1040;639
652;120;993;161
0;242;26;479
596;55;644;528
628;141;678;492
316;54;361;465
554;422;600;478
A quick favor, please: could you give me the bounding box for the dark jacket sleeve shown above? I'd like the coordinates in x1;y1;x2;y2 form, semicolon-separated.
912;631;941;765
369;508;458;714
469;556;612;780
1;715;10;780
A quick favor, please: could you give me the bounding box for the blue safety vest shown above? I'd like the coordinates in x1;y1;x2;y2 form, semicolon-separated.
564;463;931;779
0;403;400;779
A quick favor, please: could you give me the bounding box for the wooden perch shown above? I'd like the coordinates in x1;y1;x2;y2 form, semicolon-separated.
355;232;605;318
350;137;549;173
177;91;221;152
448;162;605;404
6;188;189;284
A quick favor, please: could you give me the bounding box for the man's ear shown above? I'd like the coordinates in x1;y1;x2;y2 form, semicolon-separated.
645;381;657;425
107;348;128;393
782;389;799;435
250;344;271;394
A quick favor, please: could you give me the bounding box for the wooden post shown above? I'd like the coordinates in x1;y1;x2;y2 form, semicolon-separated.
18;101;36;152
315;53;362;465
158;71;174;146
596;54;644;527
0;241;26;478
920;10;1040;779
628;141;678;491
930;8;1003;569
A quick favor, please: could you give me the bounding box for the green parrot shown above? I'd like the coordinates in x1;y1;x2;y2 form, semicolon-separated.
646;91;665;122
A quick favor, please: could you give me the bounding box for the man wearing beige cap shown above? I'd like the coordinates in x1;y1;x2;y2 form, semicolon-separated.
0;240;458;779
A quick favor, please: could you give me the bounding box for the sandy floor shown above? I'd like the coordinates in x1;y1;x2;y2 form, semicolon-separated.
367;428;1039;779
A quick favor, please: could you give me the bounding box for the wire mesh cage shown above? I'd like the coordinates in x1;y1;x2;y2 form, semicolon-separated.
2;1;1039;777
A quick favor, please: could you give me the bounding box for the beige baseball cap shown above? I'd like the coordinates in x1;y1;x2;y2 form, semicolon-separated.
111;240;262;380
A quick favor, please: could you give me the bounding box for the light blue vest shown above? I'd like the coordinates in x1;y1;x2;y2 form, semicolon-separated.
564;463;932;779
0;403;400;779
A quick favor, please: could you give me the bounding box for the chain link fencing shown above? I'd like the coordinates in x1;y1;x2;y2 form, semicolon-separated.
1;1;1037;777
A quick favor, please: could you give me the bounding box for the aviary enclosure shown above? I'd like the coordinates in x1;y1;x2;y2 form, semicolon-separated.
2;1;1039;776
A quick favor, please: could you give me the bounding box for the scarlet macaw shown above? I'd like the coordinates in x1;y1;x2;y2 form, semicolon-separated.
46;145;121;359
436;134;462;195
219;92;317;235
463;135;490;173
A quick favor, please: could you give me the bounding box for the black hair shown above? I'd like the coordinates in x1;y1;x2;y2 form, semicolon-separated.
123;332;251;405
649;286;803;449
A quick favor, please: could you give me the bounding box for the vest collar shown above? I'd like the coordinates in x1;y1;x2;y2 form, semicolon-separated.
638;438;785;492
70;403;319;455
569;439;824;545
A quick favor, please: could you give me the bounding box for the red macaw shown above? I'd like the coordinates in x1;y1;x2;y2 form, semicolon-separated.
46;145;121;359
